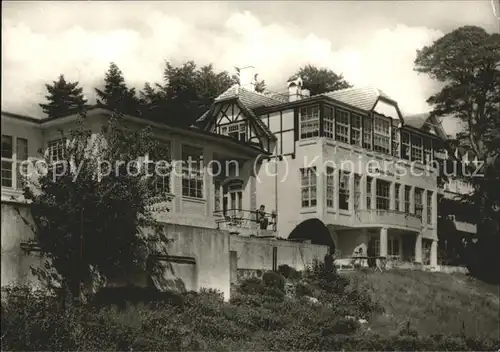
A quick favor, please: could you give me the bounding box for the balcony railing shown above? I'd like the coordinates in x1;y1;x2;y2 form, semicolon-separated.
213;208;277;235
354;209;422;231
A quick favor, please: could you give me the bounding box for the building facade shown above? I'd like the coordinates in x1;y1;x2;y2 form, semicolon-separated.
2;67;474;290
196;67;452;268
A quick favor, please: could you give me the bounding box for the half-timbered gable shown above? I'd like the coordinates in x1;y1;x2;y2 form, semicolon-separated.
195;84;285;153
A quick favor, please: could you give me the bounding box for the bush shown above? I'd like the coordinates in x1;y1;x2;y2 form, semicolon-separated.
277;264;301;280
262;271;285;292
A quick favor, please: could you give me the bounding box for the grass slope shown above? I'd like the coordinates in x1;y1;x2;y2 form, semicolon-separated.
349;269;499;339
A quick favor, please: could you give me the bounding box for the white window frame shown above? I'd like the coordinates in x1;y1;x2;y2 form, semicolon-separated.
2;135;28;190
411;135;423;163
395;183;401;211
323;106;334;139
366;176;373;209
414;187;423;219
392;126;400;157
353;174;361;210
335;108;350;144
223;179;244;217
424;138;433;164
373;115;390;154
47;138;66;163
363;116;372;150
326;167;334;208
350;113;362;147
376;179;390;210
300;167;317;207
222;122;247;142
181;145;204;199
339;170;350;210
148;140;172;195
426;190;433;225
404;185;411;213
401;131;411;160
300;105;320;139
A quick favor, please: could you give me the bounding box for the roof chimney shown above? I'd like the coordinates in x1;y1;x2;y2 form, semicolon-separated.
287;76;303;102
237;66;256;91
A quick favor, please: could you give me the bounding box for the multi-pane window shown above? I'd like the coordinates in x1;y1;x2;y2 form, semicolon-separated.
426;191;433;224
351;114;362;147
225;180;244;218
373;116;390;154
1;135;13;188
414;188;423;219
411;135;423;163
301;167;317;207
363;116;372;149
366;176;373;209
353;174;361;210
376;179;390;210
395;183;401;211
326;167;335;208
339;170;350;210
392;126;400;157
182;145;204;198
148;141;172;195
48;139;66;163
404;185;411;213
222;122;246;142
401;131;410;161
300;106;320;139
1;135;29;189
335;109;349;143
424;138;432;164
388;236;400;259
16;138;28;189
323;106;334;139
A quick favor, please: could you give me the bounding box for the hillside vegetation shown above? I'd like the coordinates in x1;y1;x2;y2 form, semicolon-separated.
1;263;499;351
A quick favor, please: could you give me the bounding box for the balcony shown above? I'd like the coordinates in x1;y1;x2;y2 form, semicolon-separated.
353;209;422;231
213;209;277;237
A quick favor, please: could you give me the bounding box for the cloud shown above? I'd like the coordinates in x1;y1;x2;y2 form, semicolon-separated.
2;4;449;131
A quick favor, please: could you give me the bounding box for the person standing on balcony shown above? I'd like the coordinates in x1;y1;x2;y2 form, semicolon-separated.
256;205;269;230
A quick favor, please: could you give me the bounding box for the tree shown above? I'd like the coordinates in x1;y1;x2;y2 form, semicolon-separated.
95;62;141;115
415;25;500;282
39;75;89;118
290;64;352;95
21;111;171;302
140;61;243;127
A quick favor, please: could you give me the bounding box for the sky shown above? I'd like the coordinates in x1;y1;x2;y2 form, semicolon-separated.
2;1;499;136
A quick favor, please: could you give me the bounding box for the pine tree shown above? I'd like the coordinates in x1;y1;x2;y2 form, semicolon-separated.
95;62;140;115
39;75;88;118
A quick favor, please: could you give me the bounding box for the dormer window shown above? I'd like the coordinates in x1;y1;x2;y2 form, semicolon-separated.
221;122;246;142
300;105;320;139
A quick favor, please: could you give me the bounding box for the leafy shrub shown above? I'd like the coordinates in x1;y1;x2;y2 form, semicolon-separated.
295;281;313;298
238;277;265;295
277;264;301;280
262;271;285;292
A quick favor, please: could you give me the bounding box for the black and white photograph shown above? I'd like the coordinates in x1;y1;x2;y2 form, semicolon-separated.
1;0;499;350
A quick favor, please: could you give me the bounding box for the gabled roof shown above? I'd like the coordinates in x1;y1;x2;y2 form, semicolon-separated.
404;113;428;129
215;84;286;108
404;112;447;140
324;86;394;112
196;85;281;140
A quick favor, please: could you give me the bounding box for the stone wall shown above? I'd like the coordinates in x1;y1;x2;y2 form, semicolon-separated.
2;202;329;301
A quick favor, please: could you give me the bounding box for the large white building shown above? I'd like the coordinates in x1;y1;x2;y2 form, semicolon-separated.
195;67;452;268
1;67;477;294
